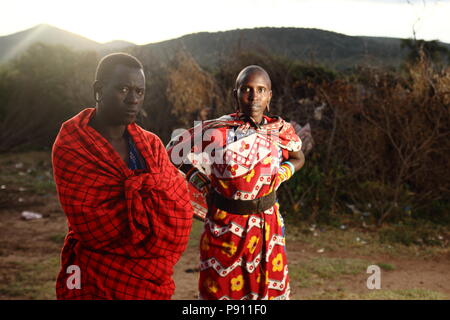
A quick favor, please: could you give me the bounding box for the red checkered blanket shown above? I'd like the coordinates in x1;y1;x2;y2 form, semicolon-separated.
52;108;193;299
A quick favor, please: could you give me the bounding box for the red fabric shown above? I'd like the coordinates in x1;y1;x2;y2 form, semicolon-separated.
167;113;302;300
52;108;193;300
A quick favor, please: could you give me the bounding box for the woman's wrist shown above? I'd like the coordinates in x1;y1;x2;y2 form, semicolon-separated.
277;162;294;184
282;161;295;175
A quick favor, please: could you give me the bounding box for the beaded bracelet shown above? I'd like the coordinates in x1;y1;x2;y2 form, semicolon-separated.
277;163;293;183
282;161;295;175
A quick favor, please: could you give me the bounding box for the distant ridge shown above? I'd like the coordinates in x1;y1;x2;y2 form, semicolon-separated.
1;24;449;69
142;27;450;69
0;24;135;63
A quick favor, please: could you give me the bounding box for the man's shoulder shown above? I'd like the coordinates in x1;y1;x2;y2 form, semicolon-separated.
133;125;159;139
61;108;94;128
132;124;165;150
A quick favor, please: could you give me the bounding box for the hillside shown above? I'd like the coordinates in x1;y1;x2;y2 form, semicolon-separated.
0;24;134;63
1;24;449;69
143;27;450;70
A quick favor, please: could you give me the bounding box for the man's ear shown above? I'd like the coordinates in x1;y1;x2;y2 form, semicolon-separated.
93;80;103;102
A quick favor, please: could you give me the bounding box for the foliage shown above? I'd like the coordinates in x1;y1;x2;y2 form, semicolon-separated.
0;43;97;151
401;38;450;67
0;41;448;226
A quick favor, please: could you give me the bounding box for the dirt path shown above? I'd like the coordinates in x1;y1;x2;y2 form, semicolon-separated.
0;149;448;300
172;221;450;300
0;194;449;300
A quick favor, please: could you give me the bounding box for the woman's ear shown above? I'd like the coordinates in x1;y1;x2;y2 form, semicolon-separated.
233;89;239;113
266;90;272;113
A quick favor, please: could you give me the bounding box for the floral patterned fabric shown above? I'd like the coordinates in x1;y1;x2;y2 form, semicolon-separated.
168;113;301;300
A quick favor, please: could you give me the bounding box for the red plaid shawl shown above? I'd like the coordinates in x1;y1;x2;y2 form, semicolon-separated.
52;108;193;299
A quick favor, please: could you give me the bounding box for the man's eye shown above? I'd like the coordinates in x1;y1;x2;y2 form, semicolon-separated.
136;89;144;96
258;88;266;93
120;87;129;93
242;87;251;93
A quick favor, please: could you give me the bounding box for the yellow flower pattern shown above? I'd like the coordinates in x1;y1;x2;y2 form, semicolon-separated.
243;169;255;183
246;235;259;254
265;222;270;241
231;275;244;291
195;125;292;299
214;210;227;220
204;277;218;294
221;241;237;257
272;253;283;272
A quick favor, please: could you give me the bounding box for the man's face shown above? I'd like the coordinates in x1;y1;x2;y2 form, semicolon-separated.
235;71;272;122
98;64;145;126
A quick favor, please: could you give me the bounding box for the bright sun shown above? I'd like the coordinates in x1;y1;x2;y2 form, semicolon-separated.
1;0;450;45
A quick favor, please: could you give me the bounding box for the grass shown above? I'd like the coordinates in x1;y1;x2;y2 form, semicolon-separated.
0;151;449;300
285;221;449;259
188;219;204;248
47;233;66;245
0;256;59;299
376;262;395;271
305;288;448;300
378;220;448;246
0;151;64;299
289;257;372;288
0;151;55;209
363;289;448;300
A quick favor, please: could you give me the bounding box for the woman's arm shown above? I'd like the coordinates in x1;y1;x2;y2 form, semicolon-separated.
286;150;305;172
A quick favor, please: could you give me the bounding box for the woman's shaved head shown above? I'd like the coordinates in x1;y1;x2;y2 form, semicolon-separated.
235;65;271;90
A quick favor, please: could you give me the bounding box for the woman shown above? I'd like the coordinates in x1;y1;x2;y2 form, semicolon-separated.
168;65;304;300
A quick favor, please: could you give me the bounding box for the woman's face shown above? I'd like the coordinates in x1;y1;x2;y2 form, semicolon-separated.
235;70;272;123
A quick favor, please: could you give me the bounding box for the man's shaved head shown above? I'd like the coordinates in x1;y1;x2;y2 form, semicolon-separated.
235;65;272;90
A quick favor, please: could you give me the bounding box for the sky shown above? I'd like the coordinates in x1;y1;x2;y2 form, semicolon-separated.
1;0;449;44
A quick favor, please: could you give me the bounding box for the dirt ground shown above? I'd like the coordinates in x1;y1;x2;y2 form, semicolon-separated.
1;193;449;300
1;151;449;300
173;220;450;300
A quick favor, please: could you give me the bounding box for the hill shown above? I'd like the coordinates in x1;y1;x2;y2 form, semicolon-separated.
143;27;450;70
0;24;135;63
1;24;449;70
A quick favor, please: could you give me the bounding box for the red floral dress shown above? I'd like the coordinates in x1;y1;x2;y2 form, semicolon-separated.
168;113;301;300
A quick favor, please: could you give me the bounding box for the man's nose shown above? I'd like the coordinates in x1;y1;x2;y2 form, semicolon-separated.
125;91;139;104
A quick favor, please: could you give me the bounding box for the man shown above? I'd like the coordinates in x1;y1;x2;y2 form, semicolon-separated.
52;53;193;299
168;65;304;299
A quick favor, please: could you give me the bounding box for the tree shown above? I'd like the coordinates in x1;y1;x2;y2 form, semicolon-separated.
0;43;97;151
401;38;450;68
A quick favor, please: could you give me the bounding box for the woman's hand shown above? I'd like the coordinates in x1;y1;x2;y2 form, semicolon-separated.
273;150;305;190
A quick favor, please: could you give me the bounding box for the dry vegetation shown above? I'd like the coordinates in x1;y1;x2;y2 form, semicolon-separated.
0;41;449;300
1;152;449;300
